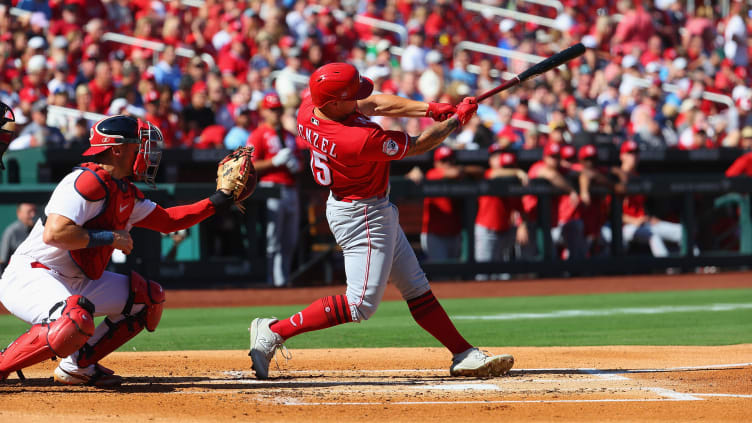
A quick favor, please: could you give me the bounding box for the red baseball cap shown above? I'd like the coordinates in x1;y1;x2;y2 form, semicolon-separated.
261;92;283;109
499;152;517;167
560;144;576;160
578;144;597;160
191;81;207;97
279;35;295;48
19;88;39;104
434;145;455;161
497;126;516;141
544;142;562;157
309;63;373;108
620;140;639;154
488;143;504;155
144;90;160;103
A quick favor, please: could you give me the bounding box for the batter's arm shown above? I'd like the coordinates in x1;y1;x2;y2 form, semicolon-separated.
405;117;460;157
357;94;428;118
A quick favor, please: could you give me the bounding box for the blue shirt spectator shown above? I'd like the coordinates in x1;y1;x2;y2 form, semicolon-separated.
225;105;252;149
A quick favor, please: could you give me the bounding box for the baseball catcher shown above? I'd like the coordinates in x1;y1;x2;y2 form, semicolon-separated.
0;115;256;386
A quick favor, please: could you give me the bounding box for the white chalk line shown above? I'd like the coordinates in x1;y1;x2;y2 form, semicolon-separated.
215;363;751;406
240;362;752;376
694;393;752;398
454;303;752;320
281;399;696;406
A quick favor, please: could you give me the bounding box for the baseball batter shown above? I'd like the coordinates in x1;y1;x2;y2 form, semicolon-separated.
246;92;301;287
249;62;514;379
0;115;246;386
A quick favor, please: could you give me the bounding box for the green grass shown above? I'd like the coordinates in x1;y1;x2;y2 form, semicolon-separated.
1;288;750;352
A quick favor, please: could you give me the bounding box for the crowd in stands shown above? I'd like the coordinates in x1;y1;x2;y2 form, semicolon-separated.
2;1;752;265
2;0;752;154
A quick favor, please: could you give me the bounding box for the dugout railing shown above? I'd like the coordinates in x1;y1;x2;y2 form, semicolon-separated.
2;146;752;287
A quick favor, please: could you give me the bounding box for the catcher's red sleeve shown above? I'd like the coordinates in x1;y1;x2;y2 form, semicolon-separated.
133;199;215;233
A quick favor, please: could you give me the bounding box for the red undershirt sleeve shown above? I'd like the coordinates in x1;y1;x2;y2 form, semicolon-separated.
133;199;215;233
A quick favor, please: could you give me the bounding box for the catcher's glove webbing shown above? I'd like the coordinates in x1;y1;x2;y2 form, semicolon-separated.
216;146;257;211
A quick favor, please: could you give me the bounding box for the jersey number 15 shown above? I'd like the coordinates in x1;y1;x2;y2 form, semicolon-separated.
310;151;332;186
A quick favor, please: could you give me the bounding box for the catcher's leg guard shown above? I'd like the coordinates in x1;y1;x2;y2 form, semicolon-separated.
0;295;95;380
77;271;164;368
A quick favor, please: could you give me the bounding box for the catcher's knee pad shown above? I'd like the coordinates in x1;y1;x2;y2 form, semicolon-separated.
124;270;165;331
0;295;94;376
77;272;164;368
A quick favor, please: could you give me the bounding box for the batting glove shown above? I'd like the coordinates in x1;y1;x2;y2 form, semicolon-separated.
426;102;456;122
455;97;478;126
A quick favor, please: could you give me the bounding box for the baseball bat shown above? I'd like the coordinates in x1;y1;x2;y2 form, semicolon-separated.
476;43;586;102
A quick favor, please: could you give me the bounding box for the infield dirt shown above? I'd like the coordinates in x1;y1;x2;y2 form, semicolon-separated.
1;272;751;422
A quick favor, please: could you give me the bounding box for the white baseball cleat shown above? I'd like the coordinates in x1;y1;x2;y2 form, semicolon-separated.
53;363;123;387
450;347;514;377
249;318;284;379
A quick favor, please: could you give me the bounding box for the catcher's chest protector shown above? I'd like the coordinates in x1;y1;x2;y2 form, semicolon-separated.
69;163;144;280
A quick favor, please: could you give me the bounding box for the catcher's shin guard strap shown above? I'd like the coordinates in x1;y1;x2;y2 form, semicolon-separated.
0;296;94;376
77;316;144;368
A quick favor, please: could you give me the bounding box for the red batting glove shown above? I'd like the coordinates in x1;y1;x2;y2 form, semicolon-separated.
455;97;478;126
426;102;456;122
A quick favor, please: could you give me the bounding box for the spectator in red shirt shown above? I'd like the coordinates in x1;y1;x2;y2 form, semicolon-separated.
421;146;465;262
49;3;82;37
143;90;175;148
87;62;114;114
180;81;215;146
474;147;530;268
612;1;655;55
217;35;249;89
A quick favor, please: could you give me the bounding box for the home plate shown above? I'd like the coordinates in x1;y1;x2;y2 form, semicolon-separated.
416;383;500;391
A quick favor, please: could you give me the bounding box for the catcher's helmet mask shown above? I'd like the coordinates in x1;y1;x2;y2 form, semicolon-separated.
86;115;163;187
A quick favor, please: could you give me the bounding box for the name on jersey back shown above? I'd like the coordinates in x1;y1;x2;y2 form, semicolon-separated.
297;124;338;158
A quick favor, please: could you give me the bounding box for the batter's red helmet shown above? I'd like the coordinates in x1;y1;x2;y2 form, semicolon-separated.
309;63;374;108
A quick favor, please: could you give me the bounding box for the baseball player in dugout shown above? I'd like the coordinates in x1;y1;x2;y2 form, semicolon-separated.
0;114;251;387
474;146;530;268
246;91;302;287
249;62;514;379
420;146;467;262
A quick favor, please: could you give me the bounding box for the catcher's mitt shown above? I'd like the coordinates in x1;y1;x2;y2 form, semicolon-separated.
217;146;257;206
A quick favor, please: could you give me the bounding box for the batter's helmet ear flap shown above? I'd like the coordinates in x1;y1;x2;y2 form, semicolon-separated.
0;101;16;170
